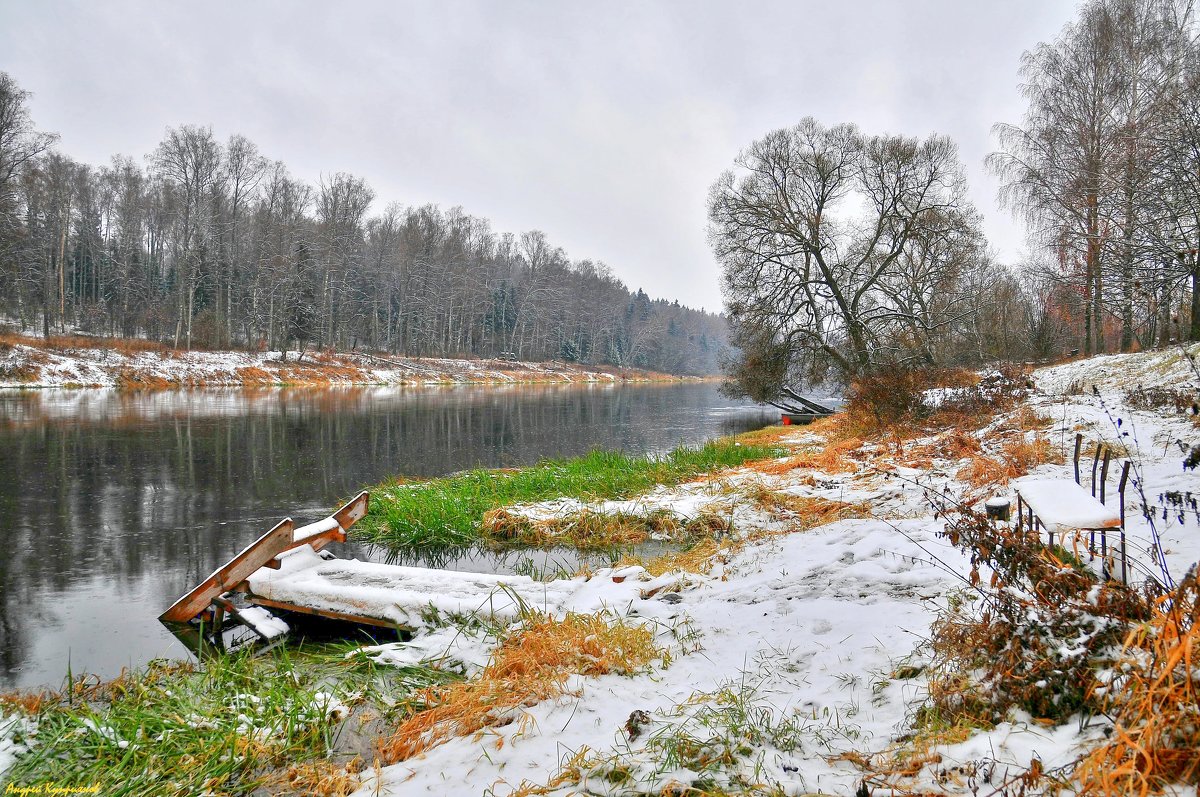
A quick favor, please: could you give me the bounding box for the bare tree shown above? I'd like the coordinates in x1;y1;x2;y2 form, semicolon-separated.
0;71;56;311
151;125;223;349
708;117;985;397
991;3;1123;356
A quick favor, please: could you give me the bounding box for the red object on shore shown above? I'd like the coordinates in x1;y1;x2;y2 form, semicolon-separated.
781;415;792;425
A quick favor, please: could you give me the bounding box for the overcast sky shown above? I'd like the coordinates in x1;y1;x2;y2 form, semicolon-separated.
0;0;1079;312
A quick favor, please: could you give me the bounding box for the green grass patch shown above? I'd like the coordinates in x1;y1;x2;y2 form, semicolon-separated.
0;642;457;797
353;438;782;555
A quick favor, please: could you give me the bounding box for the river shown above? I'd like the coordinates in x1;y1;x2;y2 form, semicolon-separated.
0;382;772;689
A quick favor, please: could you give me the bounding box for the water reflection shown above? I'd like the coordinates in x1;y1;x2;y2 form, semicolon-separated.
0;383;771;688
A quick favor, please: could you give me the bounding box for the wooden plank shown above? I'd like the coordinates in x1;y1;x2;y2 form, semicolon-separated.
248;596;408;631
299;526;346;554
281;492;365;554
333;491;370;530
159;518;295;624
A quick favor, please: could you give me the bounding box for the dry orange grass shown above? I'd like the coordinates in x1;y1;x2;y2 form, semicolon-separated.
0;689;54;714
275;363;367;384
904;430;982;464
1002;434;1063;472
732;424;799;447
744;487;871;527
0;331;168;355
955;455;1015;488
379;613;659;763
235;366;276;385
751;437;863;476
113;368;175;390
0;360;41;382
618;537;731;577
1011;406;1055;432
267;757;364;797
1075;575;1200;796
956;434;1062;489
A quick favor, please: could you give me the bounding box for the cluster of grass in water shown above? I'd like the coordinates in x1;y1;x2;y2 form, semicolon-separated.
352;438;783;554
0;642;456;797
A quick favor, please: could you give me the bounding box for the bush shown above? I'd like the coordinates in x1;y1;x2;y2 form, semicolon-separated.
841;365;948;432
926;505;1152;728
840;363;1032;438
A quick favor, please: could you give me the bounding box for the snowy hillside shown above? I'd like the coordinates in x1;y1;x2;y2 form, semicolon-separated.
0;338;669;389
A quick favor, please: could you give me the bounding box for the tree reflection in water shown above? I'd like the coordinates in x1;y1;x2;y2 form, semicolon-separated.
0;382;771;688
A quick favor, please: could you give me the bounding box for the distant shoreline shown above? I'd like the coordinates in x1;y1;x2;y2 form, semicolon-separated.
0;333;718;390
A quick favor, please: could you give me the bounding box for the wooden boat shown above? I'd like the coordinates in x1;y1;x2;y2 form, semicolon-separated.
771;388;837;426
160;491;582;653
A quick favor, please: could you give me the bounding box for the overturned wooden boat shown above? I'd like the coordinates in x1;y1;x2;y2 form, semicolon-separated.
160;491;579;652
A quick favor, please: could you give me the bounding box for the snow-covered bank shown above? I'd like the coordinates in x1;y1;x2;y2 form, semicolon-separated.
0;338;691;389
350;349;1200;796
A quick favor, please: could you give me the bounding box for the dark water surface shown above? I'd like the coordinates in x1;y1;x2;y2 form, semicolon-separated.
0;382;771;688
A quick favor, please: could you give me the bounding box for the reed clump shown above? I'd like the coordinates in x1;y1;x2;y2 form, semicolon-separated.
955;433;1062;488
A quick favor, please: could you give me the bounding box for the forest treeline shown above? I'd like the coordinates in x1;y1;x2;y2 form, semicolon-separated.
0;76;726;376
713;0;1200;397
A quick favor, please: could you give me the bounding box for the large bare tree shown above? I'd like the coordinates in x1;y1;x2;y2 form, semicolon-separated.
708;117;986;397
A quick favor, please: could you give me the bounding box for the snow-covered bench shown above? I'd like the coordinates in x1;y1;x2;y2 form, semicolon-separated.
1013;434;1130;582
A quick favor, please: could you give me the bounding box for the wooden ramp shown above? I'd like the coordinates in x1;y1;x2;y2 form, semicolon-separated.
161;490;580;647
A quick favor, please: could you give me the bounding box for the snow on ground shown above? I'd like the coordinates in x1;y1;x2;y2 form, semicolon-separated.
0;341;639;389
248;545;585;629
354;625;500;678
0;714;33;780
346;348;1200;796
358;518;966;796
1035;343;1200;396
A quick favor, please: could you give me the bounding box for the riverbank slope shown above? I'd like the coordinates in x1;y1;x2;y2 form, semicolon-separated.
0;333;701;389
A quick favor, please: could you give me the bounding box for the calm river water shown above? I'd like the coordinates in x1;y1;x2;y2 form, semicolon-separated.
0;382;771;688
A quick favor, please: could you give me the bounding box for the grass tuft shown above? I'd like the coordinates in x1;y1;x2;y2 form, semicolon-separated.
355;439;782;554
1;642;454;797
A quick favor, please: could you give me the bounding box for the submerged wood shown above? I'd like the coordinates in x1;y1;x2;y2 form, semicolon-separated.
770;387;837;419
160;489;589;648
159;491;368;624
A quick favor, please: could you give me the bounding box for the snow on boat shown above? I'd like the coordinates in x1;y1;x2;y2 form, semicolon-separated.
159;491;579;651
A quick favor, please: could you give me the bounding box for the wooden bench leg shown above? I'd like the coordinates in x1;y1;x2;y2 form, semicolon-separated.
1100;528;1110;581
1120;530;1127;584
